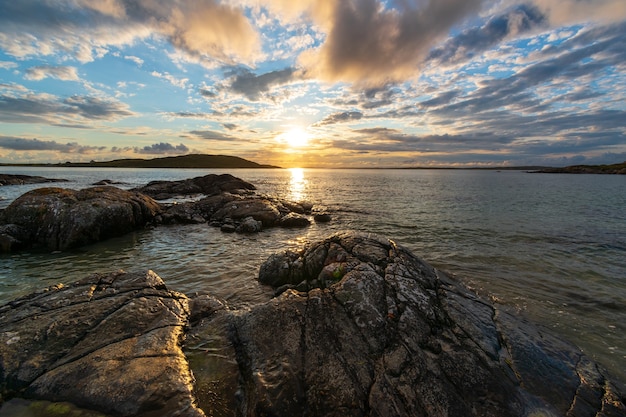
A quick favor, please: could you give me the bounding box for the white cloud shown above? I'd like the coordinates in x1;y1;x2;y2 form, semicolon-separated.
24;66;80;81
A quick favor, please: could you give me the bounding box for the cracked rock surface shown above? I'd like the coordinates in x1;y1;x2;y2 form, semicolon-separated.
1;232;625;416
0;270;203;417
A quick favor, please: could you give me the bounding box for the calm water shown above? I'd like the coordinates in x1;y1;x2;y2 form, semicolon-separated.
1;167;625;385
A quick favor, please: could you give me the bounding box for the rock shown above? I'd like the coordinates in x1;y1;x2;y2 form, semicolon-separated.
1;233;625;416
236;216;262;233
313;212;332;222
278;212;310;228
0;174;68;186
0;186;161;251
0;270;204;417
92;179;126;186
220;223;236;233
198;232;626;417
133;173;256;200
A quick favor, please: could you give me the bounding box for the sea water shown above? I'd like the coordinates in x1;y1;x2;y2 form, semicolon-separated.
1;166;625;385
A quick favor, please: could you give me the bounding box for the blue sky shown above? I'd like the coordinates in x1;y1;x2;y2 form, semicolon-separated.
0;0;625;168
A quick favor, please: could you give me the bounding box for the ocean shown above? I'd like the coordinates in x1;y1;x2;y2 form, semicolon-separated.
1;166;625;385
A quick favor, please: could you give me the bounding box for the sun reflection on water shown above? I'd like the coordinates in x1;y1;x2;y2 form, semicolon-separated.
288;168;307;202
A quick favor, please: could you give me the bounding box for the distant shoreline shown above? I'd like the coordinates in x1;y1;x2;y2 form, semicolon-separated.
0;154;280;170
1;155;625;173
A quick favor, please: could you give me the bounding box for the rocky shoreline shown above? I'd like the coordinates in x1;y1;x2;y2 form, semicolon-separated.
0;173;330;252
1;232;624;416
0;175;624;416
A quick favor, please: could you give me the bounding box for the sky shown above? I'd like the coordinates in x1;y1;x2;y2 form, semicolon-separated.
0;0;625;168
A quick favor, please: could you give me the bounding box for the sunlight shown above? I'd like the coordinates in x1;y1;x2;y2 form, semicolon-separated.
288;167;307;202
280;127;310;149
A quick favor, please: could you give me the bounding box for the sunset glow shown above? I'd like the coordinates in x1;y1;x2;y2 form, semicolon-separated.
0;1;624;168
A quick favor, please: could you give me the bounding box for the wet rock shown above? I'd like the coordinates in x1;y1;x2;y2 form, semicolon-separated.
0;270;203;417
0;186;161;251
0;174;68;186
92;179;126;186
133;173;255;200
1;233;625;416
196;232;626;417
278;212;310;228
236;216;262;233
313;212;332;222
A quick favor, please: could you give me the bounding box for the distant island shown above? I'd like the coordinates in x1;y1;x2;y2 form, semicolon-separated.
531;161;626;174
0;154;280;169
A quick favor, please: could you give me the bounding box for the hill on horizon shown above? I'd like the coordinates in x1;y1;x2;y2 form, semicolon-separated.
2;154;281;169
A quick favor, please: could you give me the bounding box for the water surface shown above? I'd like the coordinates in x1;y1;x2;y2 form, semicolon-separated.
1;167;625;384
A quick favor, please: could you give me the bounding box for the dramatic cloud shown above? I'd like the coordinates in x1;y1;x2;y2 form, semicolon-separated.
0;136;105;153
299;0;484;86
24;66;80;81
135;142;190;155
427;5;547;66
229;68;296;101
0;0;260;66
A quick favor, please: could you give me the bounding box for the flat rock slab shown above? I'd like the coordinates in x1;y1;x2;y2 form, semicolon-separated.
1;233;625;417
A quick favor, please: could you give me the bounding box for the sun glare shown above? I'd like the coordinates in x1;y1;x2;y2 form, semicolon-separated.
281;127;310;148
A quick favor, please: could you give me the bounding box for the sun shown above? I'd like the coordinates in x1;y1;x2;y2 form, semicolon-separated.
281;127;310;148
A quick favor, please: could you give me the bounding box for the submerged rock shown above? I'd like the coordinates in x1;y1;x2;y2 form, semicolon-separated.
0;186;160;251
1;233;625;416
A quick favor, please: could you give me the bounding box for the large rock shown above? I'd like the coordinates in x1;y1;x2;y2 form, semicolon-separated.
133;173;255;200
2;233;624;416
0;270;203;416
0;186;160;251
193;233;626;417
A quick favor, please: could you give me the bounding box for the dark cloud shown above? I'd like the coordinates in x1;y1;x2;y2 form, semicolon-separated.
427;5;547;66
0;93;134;125
316;111;363;126
199;88;217;98
222;123;237;130
0;136;105;153
135;142;190;155
301;0;484;86
188;130;235;141
229;68;296;101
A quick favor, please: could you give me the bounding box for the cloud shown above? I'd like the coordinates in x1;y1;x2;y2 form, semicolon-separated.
229;67;296;101
188;130;236;141
0;61;18;70
531;0;626;25
0;0;261;66
298;0;484;86
0;136;105;153
0;90;135;125
315;111;363;126
124;55;144;66
427;5;547;67
135;142;190;155
151;71;189;89
24;65;80;81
